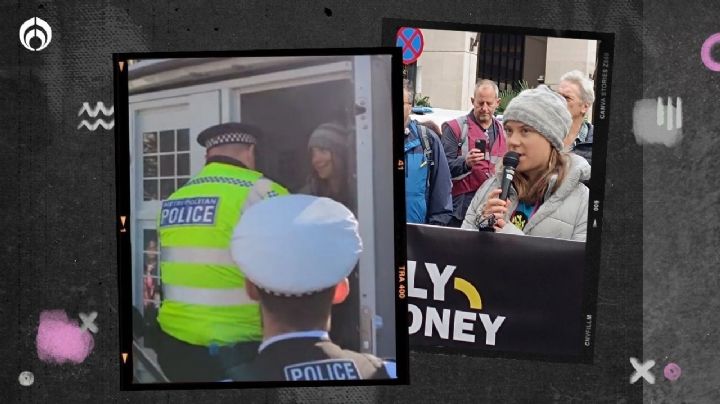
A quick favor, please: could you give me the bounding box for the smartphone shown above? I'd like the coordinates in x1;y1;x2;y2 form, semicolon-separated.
474;139;486;154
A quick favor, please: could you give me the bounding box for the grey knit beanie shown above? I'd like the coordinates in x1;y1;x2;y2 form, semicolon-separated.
502;85;571;151
307;122;348;152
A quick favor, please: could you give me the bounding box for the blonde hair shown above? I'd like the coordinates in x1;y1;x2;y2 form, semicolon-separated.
511;149;569;203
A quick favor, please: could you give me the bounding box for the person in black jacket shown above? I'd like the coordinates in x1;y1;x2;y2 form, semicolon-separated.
226;195;396;382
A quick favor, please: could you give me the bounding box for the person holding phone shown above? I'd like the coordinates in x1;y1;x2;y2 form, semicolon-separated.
475;139;487;158
441;79;508;227
461;86;590;242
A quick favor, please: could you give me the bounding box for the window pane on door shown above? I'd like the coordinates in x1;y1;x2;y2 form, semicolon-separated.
142;228;160;307
160;179;175;200
142;127;193;203
143;132;157;153
177;153;190;176
177;129;190;151
143;180;159;201
159;130;175;153
143;156;158;177
143;232;159;277
160;154;175;177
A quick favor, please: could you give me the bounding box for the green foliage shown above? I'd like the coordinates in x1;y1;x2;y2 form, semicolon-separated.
496;80;531;115
414;94;432;107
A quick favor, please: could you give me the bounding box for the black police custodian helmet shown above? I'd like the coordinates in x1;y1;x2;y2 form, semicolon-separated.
196;122;264;150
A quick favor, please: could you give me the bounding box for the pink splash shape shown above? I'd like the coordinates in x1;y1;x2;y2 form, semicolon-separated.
36;310;94;364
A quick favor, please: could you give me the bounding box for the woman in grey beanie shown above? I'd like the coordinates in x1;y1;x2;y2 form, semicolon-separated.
299;121;361;351
461;85;591;241
300;122;352;209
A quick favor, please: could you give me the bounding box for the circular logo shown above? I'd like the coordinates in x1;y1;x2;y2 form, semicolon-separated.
18;371;34;386
19;17;52;52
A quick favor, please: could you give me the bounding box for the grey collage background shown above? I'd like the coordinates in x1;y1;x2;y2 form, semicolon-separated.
0;0;715;402
642;1;720;403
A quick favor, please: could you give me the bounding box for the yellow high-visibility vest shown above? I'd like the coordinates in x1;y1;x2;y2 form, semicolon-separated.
156;161;289;346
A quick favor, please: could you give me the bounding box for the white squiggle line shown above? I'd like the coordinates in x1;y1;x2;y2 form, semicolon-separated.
77;119;115;130
78;102;114;117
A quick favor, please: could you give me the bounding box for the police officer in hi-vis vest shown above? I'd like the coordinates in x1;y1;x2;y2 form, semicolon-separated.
154;122;289;382
225;194;396;382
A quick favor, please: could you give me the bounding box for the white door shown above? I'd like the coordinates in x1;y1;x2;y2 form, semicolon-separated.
353;54;396;358
129;91;220;311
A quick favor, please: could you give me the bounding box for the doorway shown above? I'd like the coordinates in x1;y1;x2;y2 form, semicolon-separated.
238;79;355;193
238;78;362;350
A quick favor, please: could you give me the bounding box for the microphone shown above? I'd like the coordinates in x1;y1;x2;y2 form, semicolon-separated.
499;151;520;201
476;151;520;232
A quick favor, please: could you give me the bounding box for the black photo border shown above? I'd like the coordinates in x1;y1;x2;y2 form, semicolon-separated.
382;18;615;364
113;46;409;390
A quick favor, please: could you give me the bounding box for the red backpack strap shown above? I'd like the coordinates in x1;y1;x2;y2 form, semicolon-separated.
442;116;468;155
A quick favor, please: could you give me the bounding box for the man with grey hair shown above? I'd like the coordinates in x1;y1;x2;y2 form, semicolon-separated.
557;70;595;165
441;79;507;227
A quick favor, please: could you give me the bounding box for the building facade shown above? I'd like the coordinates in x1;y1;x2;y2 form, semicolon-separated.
414;29;598;112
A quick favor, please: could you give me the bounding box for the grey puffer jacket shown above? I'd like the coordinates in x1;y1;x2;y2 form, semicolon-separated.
461;153;591;241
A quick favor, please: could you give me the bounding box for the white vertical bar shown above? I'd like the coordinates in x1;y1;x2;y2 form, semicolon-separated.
189;91;221;176
656;97;664;127
416;64;423;94
676;97;682;129
354;55;377;354
220;88;231;123
461;48;471;110
129;107;141;311
666;96;673;130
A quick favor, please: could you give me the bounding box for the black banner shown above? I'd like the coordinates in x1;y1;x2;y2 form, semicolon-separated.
406;224;593;362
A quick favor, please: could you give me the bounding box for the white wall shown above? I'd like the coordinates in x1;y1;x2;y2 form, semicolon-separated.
415;29;478;111
544;38;598;85
413;31;598;111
